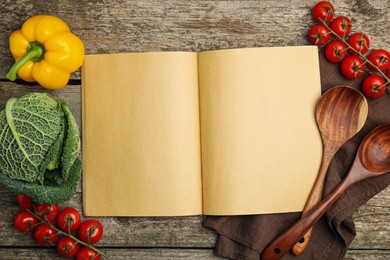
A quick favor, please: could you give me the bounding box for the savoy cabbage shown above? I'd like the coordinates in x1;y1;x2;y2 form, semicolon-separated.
0;92;82;204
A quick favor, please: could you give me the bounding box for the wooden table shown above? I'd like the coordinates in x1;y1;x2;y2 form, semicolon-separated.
0;0;389;259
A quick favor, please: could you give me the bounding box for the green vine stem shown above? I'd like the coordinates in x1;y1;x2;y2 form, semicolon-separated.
26;209;108;258
319;19;390;91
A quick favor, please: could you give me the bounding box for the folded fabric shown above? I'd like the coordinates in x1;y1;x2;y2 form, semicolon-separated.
203;49;390;260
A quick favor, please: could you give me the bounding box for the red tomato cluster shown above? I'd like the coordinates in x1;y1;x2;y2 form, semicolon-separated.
308;1;389;99
14;194;103;259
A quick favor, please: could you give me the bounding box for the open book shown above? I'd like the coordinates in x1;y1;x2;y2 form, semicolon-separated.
82;46;322;217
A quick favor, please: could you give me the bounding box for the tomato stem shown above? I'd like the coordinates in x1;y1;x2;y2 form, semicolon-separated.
26;209;108;258
320;20;390;90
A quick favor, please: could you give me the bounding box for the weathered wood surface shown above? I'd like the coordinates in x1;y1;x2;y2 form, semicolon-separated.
0;186;388;248
0;249;389;260
0;0;389;259
1;0;390;76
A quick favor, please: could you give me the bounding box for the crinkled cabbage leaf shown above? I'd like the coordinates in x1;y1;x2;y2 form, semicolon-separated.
0;92;81;204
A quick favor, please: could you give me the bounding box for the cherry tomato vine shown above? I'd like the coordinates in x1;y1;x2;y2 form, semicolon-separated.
13;194;106;259
309;1;390;99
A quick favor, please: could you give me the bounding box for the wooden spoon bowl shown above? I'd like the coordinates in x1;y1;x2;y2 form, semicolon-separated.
359;124;390;173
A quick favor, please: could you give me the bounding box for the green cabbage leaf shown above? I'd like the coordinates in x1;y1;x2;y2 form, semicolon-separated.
0;92;81;204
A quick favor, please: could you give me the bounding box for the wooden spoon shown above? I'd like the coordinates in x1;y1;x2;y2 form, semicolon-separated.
292;86;368;255
261;123;390;260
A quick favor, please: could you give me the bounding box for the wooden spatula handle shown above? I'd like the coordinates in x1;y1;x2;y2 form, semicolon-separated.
261;156;373;260
261;174;353;260
291;226;313;255
291;149;334;255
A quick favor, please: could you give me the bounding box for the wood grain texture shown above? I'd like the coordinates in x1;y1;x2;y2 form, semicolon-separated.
0;248;388;260
0;0;389;78
0;191;215;248
0;0;389;259
0;249;219;260
0;187;388;249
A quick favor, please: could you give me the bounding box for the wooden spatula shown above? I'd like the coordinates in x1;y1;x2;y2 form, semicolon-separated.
292;86;368;255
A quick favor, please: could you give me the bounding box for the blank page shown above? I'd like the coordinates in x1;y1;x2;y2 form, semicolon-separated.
82;52;202;216
198;46;322;215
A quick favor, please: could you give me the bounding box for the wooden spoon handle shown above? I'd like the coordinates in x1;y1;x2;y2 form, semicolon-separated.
261;176;352;260
261;155;372;260
291;226;313;255
291;147;335;255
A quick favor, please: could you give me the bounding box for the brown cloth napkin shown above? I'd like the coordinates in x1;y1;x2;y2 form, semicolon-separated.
203;48;390;260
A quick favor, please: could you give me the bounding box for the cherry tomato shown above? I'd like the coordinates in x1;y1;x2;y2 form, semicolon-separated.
308;24;330;45
330;16;352;38
367;49;390;72
76;247;101;260
341;56;366;79
347;33;370;55
33;224;58;246
387;69;390;79
78;219;103;244
16;194;34;209
14;210;39;232
325;40;347;63
57;236;79;258
361;75;386;99
312;1;334;23
35;203;59;222
57;207;81;232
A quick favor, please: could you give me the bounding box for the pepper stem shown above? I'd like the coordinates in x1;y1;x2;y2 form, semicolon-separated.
6;41;45;81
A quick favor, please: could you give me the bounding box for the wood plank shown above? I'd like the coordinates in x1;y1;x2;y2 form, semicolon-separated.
0;248;218;260
350;186;390;249
0;1;389;259
0;248;388;260
0;0;389;78
0;188;388;249
345;250;390;260
0;191;216;248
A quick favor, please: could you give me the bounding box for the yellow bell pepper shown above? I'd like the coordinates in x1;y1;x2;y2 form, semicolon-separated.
7;15;84;89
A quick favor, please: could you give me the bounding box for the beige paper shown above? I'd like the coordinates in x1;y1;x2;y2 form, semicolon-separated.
82;52;202;216
82;46;322;217
199;46;322;215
